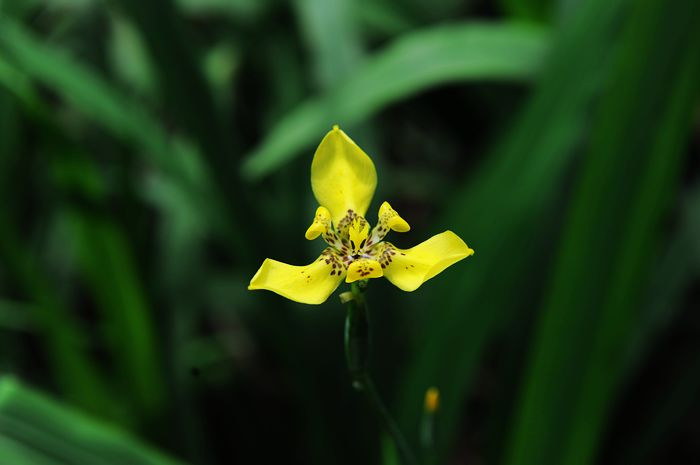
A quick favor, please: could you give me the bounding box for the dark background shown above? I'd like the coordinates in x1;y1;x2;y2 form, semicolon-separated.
0;0;699;464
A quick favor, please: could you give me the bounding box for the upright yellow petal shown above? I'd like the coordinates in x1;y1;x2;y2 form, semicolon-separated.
248;249;345;305
381;231;474;292
311;126;377;224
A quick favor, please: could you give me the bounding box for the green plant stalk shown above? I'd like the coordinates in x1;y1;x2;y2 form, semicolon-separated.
420;411;436;465
345;282;418;465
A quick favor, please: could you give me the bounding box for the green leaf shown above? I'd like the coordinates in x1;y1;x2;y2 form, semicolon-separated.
0;18;186;180
293;0;364;90
504;1;700;464
47;149;165;418
241;22;549;180
0;377;188;465
0;300;34;332
626;184;700;375
499;0;553;22
392;2;627;462
176;0;269;20
113;0;255;257
0;17;248;257
0;209;113;419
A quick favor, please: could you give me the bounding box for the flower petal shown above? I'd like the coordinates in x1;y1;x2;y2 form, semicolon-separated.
378;201;410;232
311;126;377;225
346;259;383;283
305;206;332;240
382;231;474;292
248;249;346;305
369;201;410;245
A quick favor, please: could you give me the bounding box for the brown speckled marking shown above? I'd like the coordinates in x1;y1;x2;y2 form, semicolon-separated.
371;242;399;269
319;247;347;277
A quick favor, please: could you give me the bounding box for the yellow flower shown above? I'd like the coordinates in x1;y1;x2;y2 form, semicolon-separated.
248;125;474;304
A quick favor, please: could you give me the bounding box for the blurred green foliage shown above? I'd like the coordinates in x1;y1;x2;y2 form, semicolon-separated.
0;377;185;465
0;0;699;464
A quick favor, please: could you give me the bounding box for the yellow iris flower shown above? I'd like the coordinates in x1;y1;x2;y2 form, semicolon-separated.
248;125;474;304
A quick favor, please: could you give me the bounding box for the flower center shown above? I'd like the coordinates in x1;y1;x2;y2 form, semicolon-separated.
306;206;409;276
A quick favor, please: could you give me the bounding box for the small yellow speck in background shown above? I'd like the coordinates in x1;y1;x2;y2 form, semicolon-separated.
424;386;440;413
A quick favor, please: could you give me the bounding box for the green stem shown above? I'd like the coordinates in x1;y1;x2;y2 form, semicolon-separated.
344;282;419;465
420;407;436;465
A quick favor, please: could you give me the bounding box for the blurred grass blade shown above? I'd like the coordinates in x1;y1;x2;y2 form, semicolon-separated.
113;0;225;163
505;1;700;464
499;0;552;22
391;1;626;461
612;350;700;465
558;4;700;464
0;18;173;169
626;185;700;373
0;17;247;256
52;151;165;417
0;435;64;465
0;300;34;332
0;89;111;418
0;17;200;195
175;0;270;20
0;377;188;465
0;55;37;106
0;213;113;418
241;22;549;180
114;0;256;257
293;0;363;90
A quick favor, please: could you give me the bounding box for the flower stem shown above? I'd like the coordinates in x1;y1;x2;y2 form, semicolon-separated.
344;282;419;465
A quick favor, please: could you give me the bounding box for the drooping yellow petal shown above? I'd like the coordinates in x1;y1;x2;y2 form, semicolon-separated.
311;125;377;225
346;259;383;283
370;201;410;244
248;249;345;305
381;231;474;292
305;206;332;240
378;201;410;232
